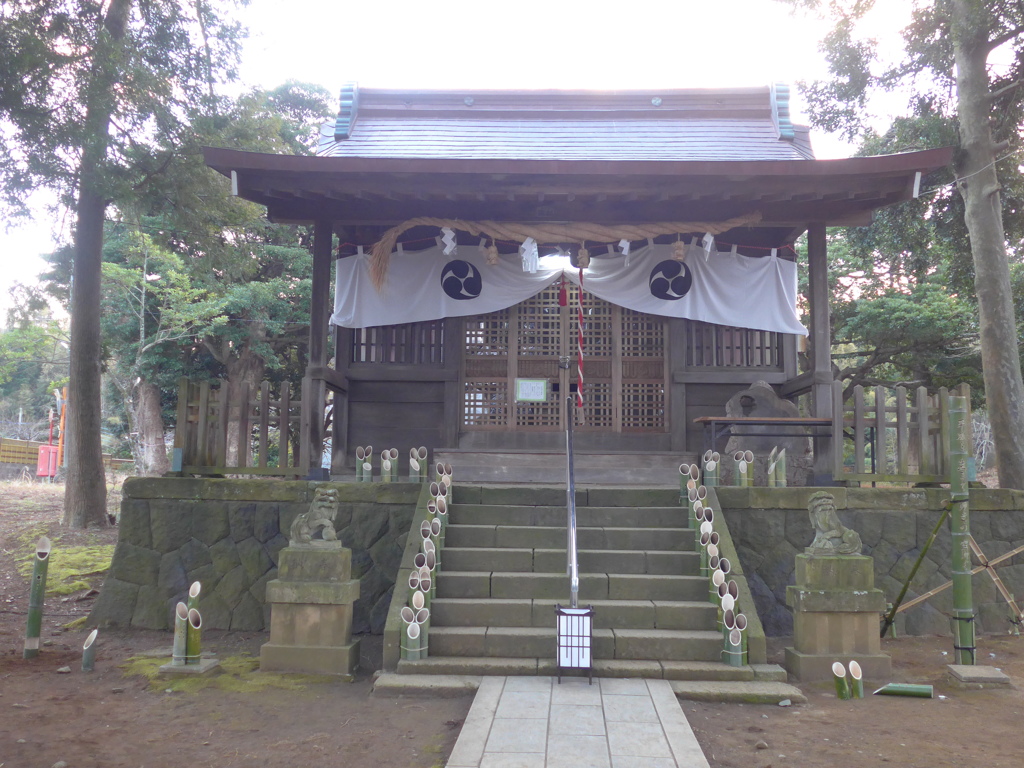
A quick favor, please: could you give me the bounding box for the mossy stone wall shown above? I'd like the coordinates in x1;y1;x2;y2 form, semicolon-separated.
89;478;420;633
717;487;1024;637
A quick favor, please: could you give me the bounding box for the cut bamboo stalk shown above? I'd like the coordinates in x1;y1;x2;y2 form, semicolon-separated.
186;608;202;665
744;450;754;486
711;568;725;605
82;628;98;672
725;628;744;667
873;683;933;698
776;449;787;487
733;452;745;487
709;531;720;548
679;463;691;502
415;607;430;657
187;581;201;613
411;589;425;612
718;557;731;576
388;448;399;481
23;536;51;659
429;481;440;498
721;594;735;614
408;571;420;591
172;602;189;666
356;446;365;481
735;612;748;661
704;459;718;487
435;461;445;482
699;532;711;577
767;460;777;487
402;609;420;661
833;661;851;700
848;659;864;698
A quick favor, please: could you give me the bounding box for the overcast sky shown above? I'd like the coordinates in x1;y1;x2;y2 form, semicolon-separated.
0;0;914;320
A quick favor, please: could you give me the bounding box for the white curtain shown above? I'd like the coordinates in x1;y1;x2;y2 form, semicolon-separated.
332;243;807;336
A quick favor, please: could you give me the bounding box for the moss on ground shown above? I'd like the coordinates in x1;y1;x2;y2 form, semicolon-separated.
120;653;337;694
14;526;113;596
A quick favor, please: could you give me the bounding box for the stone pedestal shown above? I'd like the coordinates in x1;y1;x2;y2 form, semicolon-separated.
784;554;891;681
260;543;360;677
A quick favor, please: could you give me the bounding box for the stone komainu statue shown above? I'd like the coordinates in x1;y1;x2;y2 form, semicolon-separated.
289;486;340;544
806;491;862;555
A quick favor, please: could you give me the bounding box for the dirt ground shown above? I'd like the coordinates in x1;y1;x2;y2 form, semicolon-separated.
2;480;1023;768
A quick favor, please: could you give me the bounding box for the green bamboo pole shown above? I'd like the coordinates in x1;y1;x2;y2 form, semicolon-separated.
744;450;754;486
848;659;864;699
776;449;787;487
416;607;430;657
735;612;748;662
82;628;98;672
949;395;975;665
417;447;428;481
186;608;202;665
172;601;189;666
699;532;711;576
873;683;933;698
880;503;951;637
355;446;365;481
833;661;851;700
733;452;745;486
23;536;51;659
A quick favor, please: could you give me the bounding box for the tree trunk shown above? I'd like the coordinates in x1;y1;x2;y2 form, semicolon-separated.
63;0;134;527
64;184;109;527
222;336;266;467
134;380;169;475
952;0;1024;489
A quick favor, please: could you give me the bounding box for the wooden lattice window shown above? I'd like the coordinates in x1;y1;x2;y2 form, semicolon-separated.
683;320;782;369
351;321;445;364
461;287;668;433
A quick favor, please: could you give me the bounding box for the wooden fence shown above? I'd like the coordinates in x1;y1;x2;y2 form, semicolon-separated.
831;381;971;484
0;436;133;472
172;377;310;477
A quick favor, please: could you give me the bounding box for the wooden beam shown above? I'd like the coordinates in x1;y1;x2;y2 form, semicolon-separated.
306;219;333;476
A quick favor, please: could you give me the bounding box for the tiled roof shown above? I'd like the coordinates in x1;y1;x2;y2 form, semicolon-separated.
315;86;815;162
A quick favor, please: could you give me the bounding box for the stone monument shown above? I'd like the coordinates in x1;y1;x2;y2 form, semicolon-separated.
784;491;891;681
260;486;361;677
723;380;810;484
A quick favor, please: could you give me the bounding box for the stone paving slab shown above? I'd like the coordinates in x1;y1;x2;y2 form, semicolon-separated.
445;676;711;768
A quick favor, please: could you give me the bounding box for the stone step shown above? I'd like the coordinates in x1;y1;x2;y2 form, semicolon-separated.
436;571;709;601
454;485;681;508
395;658;756;682
429;598;717;631
444;524;696;552
435;455;692;486
450;504;687;528
440;547;698;575
669;680;807;705
427;626;724;661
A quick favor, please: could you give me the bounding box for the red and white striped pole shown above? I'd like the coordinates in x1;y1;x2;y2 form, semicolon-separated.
576;267;585;422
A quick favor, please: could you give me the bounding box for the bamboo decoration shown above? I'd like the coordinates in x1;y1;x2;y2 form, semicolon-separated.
775;448;787;487
744;450;754;486
415;607;430;657
435;461;445;482
873;683;933;698
431;515;444;552
679;463;692;501
400;606;420;661
362;445;374;481
417;447;428;480
768;447;778;488
186;608;202;665
848;659;864;699
356;446;366;481
833;661;852;700
187;581;201;613
381;458;393;482
172;602;189;666
711;568;725;606
82;628;98;672
733;451;745;486
699;532;711;577
949;395;975;665
23;536;51;659
704;451;721;487
735;612;748;662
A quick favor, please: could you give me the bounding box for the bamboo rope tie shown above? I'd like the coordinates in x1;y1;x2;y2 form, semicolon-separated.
368;212;763;289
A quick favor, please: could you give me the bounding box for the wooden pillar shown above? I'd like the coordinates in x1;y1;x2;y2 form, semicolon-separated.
807;222;833;482
306;219;333;478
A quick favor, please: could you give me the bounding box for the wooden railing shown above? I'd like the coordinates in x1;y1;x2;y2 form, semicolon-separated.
831;381;970;484
172;377;310;477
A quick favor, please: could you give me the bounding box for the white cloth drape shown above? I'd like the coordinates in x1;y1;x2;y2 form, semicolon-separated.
332;243;807;336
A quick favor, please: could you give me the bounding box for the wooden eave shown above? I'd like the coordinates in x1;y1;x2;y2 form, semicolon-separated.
203;146;953;236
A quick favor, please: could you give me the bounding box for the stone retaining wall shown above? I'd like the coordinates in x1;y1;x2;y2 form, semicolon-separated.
88;478;420;633
717;487;1024;637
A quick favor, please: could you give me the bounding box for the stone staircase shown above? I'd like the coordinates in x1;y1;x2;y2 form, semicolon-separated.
392;485;802;702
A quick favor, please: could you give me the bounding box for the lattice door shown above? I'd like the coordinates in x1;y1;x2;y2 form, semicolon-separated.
462;285;667;432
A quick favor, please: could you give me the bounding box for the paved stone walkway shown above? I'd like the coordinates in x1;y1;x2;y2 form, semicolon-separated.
445;676;711;768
